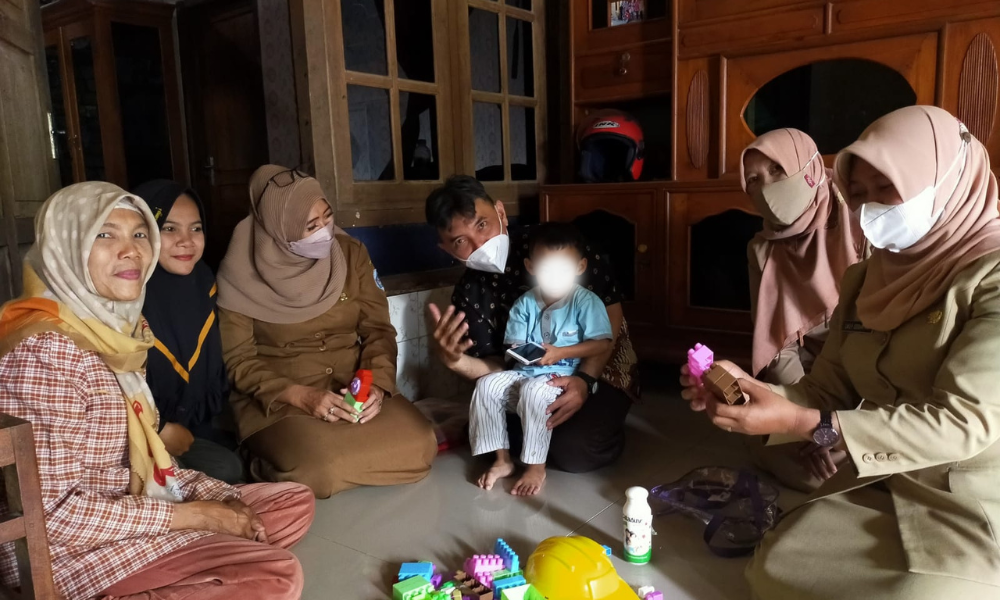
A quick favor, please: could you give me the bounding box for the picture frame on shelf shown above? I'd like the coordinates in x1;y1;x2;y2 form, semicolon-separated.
610;0;646;27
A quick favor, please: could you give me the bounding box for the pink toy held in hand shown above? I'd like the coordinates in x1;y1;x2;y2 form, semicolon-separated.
687;343;714;385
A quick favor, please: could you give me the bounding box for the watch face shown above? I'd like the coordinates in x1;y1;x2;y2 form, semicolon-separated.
349;377;361;395
813;427;840;447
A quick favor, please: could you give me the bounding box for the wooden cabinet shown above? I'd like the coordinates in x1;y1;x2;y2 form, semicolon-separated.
42;0;184;190
542;185;665;328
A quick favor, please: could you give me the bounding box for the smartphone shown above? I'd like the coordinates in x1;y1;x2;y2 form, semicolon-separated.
506;342;546;365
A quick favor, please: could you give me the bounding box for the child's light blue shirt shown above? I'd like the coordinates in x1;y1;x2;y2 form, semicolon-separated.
503;285;613;377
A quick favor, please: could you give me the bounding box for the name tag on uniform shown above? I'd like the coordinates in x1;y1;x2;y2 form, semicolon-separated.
842;320;872;333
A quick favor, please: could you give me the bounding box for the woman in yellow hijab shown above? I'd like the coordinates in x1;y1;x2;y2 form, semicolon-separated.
0;183;314;599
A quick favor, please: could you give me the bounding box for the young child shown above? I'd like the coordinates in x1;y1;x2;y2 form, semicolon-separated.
470;222;613;496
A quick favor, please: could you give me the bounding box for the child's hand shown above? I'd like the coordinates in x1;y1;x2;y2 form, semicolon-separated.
539;344;565;366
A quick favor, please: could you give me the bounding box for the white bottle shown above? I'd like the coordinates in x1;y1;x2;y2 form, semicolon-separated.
623;486;653;564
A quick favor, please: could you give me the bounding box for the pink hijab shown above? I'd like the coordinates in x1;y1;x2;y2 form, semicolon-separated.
834;106;1000;332
740;129;866;376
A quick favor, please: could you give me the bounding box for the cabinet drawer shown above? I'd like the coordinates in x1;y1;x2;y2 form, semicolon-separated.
575;42;673;103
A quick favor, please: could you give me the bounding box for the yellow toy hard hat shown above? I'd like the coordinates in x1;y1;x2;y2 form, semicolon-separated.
524;536;639;600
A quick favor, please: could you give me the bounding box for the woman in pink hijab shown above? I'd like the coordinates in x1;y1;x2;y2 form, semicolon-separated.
682;106;1000;599
740;129;868;491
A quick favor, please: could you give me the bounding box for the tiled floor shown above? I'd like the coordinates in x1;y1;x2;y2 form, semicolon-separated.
293;366;804;599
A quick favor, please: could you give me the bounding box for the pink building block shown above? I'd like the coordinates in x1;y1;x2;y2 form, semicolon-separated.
687;343;714;383
463;554;504;587
644;592;663;600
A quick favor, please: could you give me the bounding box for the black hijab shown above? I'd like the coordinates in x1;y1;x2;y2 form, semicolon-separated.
134;180;228;433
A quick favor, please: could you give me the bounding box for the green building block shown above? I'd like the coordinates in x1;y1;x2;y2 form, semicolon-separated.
393;576;433;600
501;583;544;600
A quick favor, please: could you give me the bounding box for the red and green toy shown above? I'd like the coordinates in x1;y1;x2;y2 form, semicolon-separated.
346;369;374;422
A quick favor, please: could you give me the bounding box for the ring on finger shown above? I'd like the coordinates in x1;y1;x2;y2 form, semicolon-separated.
727;426;733;433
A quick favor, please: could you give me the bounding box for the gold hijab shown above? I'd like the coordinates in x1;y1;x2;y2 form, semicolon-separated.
217;165;348;324
0;182;183;501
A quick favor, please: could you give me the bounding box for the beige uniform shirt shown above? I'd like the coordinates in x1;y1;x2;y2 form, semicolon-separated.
772;253;1000;587
219;236;398;441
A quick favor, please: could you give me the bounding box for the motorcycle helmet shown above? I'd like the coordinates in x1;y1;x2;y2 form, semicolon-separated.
577;109;645;183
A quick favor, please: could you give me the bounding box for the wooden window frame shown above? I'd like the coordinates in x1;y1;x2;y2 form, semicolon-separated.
298;0;547;227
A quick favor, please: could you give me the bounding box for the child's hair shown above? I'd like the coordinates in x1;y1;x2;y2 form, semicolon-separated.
527;222;587;259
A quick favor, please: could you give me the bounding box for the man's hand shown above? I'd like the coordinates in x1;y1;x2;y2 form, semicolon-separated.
160;422;195;457
428;304;473;367
538;344;565;366
800;442;846;481
545;375;589;429
172;499;268;543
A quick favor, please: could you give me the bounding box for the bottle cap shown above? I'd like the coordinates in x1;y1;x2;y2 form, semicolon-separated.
625;486;648;500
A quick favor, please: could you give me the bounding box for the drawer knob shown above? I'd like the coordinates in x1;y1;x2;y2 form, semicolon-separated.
637;243;648;253
618;52;631;76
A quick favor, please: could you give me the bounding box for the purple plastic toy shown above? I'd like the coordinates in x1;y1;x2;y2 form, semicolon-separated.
645;592;663;600
463;554;504;587
431;573;443;588
687;343;714;384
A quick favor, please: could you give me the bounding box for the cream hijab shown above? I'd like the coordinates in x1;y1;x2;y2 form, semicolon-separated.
834;105;1000;332
217;165;348;324
740;129;866;376
0;182;182;501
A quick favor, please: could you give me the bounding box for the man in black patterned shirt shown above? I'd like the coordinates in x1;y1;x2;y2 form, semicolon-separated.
425;176;639;474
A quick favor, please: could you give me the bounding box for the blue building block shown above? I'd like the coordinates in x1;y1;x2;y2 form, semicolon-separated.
398;562;435;582
494;538;520;572
493;574;527;596
602;545;612;556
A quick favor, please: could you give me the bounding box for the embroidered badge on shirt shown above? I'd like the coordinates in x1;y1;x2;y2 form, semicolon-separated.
373;268;384;291
927;310;943;324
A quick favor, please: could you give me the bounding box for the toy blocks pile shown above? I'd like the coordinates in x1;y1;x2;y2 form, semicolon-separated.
392;538;544;600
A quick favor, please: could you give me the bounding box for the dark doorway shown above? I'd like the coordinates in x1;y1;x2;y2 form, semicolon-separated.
180;0;270;269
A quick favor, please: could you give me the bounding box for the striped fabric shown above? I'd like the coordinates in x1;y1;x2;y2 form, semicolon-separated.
469;371;562;464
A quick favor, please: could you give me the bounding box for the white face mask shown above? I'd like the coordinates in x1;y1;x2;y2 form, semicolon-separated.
462;206;509;274
535;256;579;299
288;223;334;259
753;151;823;227
859;140;967;252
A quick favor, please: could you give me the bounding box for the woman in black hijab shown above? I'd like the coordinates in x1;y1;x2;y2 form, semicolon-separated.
134;180;243;484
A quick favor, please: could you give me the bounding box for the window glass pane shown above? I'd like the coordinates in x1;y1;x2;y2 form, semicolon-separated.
348;85;394;181
112;23;173;188
70;36;105;181
473;102;503;181
394;0;434;83
399;92;439;180
506;17;533;97
342;0;387;75
45;45;74;187
745;59;916;154
469;8;500;93
690;210;762;311
509;105;535;180
506;0;531;9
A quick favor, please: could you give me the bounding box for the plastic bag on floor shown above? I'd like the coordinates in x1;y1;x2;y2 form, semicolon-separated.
413;397;469;452
650;466;781;557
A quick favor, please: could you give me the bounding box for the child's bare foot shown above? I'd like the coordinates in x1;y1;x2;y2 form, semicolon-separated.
512;464;546;496
477;451;515;490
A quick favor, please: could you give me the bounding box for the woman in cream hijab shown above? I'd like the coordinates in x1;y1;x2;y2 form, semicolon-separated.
682;106;1000;599
0;183;314;599
217;165;436;498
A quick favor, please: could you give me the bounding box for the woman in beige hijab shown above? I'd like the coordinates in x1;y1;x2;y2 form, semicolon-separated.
0;183;314;599
740;129;868;491
682;106;1000;599
217;165;437;498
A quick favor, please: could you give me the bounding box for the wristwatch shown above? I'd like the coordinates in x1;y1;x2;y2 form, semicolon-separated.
577;373;600;395
812;411;840;447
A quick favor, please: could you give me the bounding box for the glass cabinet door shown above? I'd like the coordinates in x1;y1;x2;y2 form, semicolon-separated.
68;35;105;181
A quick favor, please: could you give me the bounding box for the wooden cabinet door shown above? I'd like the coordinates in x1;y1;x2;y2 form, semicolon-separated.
0;0;58;303
668;189;761;333
541;185;665;327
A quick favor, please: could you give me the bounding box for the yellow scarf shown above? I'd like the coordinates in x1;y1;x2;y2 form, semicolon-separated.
0;183;182;501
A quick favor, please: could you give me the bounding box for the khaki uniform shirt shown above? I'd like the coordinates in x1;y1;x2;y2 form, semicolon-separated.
772;253;1000;587
219;236;398;440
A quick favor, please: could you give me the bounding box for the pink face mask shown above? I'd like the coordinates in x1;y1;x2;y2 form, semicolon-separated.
288;223;334;259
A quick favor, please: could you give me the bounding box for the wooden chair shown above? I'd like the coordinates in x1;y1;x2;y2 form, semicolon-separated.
0;414;55;599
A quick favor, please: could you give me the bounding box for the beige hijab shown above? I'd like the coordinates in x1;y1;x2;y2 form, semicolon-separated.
834;106;1000;332
217;165;348;324
740;129;866;376
0;183;182;501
